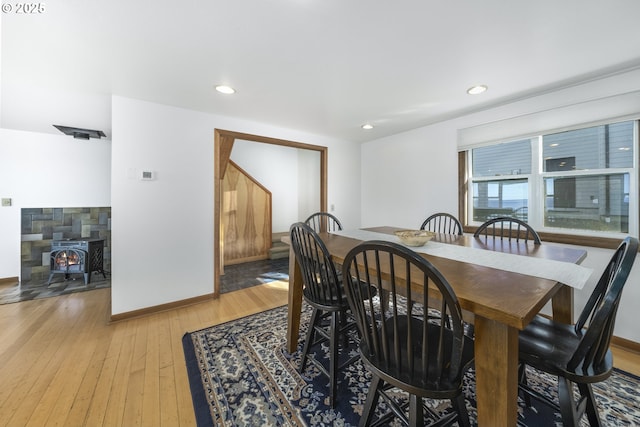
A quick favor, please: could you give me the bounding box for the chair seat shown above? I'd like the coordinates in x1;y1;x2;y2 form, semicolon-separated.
361;316;475;398
303;276;376;310
519;315;613;383
303;287;349;308
339;271;378;300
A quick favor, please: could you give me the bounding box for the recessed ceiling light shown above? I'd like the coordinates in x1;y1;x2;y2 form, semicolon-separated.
361;123;374;130
215;85;236;94
467;85;488;95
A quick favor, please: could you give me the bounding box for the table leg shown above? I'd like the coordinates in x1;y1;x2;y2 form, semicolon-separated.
551;285;574;324
286;244;303;354
474;316;519;427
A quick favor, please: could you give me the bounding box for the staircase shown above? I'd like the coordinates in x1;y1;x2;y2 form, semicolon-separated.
269;232;290;260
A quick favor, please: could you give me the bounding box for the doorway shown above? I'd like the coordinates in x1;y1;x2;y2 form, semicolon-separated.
214;129;328;298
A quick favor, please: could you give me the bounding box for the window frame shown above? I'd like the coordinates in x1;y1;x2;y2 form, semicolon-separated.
458;119;639;249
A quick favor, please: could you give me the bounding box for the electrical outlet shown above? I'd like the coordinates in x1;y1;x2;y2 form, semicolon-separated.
1;198;12;207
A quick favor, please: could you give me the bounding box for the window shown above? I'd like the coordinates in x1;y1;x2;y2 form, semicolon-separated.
472;138;531;222
466;120;637;238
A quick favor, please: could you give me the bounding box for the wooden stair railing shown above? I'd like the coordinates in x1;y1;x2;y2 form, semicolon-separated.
222;160;272;266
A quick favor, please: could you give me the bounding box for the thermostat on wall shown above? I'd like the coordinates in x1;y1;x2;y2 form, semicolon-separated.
140;170;155;181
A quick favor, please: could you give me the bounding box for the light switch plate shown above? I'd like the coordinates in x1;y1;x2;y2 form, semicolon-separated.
1;198;12;207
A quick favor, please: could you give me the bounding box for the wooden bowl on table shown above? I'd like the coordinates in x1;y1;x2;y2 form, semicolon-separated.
394;230;436;247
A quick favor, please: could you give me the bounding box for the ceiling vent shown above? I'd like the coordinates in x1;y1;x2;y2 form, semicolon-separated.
53;125;106;140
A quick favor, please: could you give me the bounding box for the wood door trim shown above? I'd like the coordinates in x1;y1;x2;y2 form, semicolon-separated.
214;129;328;298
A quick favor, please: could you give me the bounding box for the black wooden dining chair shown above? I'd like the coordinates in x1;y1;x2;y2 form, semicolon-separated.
305;212;343;233
420;212;463;235
474;216;541;244
289;222;358;408
518;236;638;426
342;240;474;427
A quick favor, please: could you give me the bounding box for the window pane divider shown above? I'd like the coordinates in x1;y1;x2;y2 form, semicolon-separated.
463;119;638;240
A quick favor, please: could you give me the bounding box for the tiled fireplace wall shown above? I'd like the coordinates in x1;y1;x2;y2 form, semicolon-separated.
21;207;111;283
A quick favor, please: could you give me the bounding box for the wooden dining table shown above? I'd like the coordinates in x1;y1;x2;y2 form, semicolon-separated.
284;226;588;426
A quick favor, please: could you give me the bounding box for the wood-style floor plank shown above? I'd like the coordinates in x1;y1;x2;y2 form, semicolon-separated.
102;319;136;427
141;314;161;427
0;282;289;427
63;314;114;426
0;280;637;427
157;311;180;427
611;345;639;375
170;311;197;427
4;297;87;427
83;320;125;427
28;293;105;427
121;317;149;427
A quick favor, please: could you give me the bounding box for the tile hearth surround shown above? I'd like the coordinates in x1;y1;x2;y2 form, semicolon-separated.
21;207;111;284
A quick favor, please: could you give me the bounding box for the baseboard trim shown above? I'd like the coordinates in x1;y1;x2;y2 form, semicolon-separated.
109;293;216;323
0;276;19;285
612;335;640;355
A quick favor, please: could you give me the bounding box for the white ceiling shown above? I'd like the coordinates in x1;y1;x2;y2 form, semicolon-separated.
2;0;640;143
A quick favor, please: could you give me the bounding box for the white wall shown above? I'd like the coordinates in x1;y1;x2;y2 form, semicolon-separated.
297;149;321;222
230;140;320;233
0;128;111;278
361;121;459;229
360;68;640;343
111;96;361;315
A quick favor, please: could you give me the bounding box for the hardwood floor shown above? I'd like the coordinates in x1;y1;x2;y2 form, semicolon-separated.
0;282;289;427
611;343;640;376
0;282;638;427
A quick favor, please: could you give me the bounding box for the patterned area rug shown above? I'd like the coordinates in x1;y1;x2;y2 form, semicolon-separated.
182;305;640;426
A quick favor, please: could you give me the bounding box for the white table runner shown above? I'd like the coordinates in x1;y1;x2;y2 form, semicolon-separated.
333;229;592;290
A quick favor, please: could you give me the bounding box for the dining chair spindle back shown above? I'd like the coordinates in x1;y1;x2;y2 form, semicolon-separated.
305;212;343;233
342;240;474;427
474;216;541;244
518;236;639;426
420;212;463;235
289;222;357;408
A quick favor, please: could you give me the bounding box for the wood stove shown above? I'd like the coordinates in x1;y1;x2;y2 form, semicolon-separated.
48;238;106;285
